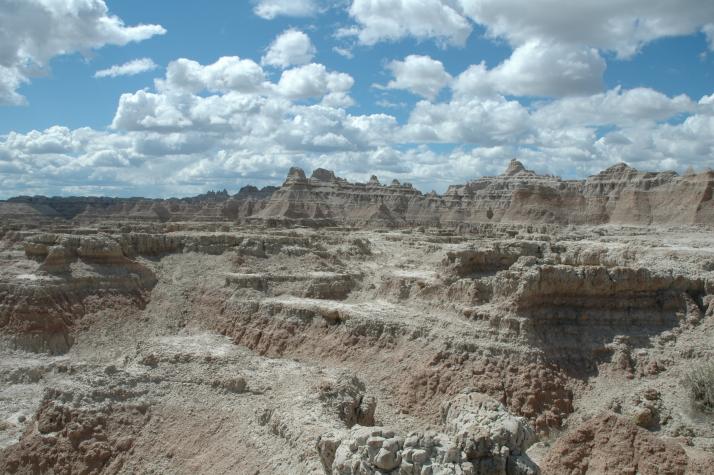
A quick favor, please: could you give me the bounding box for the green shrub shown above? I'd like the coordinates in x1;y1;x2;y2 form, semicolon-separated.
685;362;714;413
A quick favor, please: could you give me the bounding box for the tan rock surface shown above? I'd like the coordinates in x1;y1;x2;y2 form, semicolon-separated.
0;169;713;473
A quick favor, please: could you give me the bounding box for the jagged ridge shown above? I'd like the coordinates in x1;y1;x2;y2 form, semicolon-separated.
2;161;712;226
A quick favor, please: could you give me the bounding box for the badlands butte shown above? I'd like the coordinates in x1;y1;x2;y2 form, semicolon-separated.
0;160;713;474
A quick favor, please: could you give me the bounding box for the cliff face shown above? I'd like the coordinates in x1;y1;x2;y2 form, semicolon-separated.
253;161;714;227
254;167;424;227
1;161;712;226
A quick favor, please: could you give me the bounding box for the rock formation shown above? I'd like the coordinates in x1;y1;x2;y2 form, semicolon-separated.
539;412;714;474
3;161;711;227
317;392;539;475
1;233;156;353
256;160;714;226
1;161;714;474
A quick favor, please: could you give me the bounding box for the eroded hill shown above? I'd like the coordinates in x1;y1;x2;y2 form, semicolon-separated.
1;164;713;474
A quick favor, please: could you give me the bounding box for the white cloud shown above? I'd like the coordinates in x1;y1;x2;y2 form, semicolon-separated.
262;29;316;68
95;58;158;78
1;2;712;201
109;57;367;161
458;0;714;59
0;65;28;105
321;92;355;109
534;87;695;128
453;41;605;98
347;0;714;55
401;96;531;145
5;126;78;154
384;55;452;100
0;0;165;105
333;47;354;59
158;57;267;94
343;0;714;100
253;0;319;19
704;24;714;51
3;86;714;198
348;0;472;46
275;63;354;100
112;90;193;131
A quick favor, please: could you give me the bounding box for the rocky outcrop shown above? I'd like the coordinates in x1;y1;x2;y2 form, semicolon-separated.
0;234;157;353
539;412;702;475
316;392;539;475
252;161;714;227
2;161;712;227
0;391;150;475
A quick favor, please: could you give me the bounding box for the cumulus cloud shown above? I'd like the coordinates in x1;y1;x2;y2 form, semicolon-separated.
3;85;714;198
275;63;354;100
533;87;696;128
2;0;714;199
253;0;319;19
401;96;531;145
458;0;714;59
5;76;712;198
348;0;472;46
262;29;316;68
384;55;452;100
109;56;365;162
454;41;605;98
4;126;79;154
347;0;714;55
158;57;267;94
95;58;158;78
0;0;165;105
0;66;28;105
345;0;714;98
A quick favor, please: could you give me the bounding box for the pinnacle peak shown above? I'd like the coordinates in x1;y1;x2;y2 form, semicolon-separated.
504;159;527;176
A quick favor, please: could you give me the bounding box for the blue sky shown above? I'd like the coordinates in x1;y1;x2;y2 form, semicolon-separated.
1;0;713;198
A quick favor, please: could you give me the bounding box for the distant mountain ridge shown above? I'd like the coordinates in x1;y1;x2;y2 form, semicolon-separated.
2;161;712;226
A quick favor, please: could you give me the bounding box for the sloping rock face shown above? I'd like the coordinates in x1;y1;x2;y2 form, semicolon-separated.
0;234;157;353
253;167;424;227
2;224;714;474
539;412;701;475
252;161;714;227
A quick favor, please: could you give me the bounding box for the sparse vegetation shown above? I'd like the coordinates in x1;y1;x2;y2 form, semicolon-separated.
685;362;714;413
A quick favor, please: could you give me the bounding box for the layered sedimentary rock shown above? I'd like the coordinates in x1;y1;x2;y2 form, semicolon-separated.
0;234;157;353
3;161;711;227
2;221;714;473
253;161;714;227
2;164;714;474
